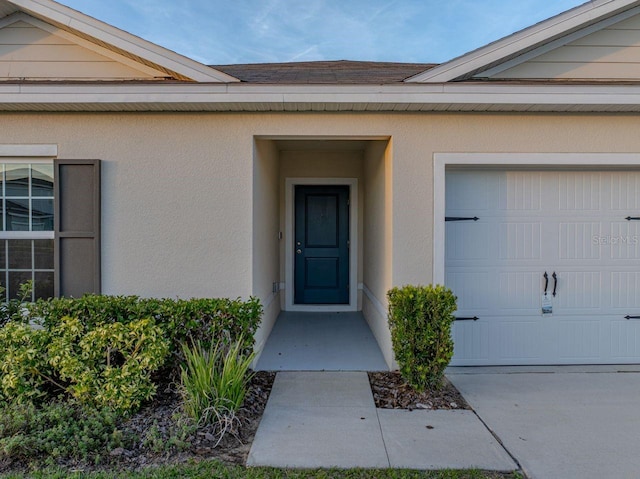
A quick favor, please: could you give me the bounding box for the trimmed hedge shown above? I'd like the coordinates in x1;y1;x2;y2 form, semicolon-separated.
387;285;457;391
29;295;262;373
0;295;262;414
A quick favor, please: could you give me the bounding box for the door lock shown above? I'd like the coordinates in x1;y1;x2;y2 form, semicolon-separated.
296;249;302;254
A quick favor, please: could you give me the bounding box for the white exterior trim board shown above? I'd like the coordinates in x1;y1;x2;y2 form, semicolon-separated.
284;177;359;313
4;82;640;112
0;144;56;157
433;152;640;285
407;0;640;83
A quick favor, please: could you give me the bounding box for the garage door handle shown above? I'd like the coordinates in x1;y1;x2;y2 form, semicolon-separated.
455;316;479;321
625;315;640;320
543;272;549;293
625;216;640;221
445;216;479;222
552;272;558;297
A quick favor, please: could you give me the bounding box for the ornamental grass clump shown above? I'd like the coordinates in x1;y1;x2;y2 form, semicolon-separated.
387;284;457;391
180;338;254;445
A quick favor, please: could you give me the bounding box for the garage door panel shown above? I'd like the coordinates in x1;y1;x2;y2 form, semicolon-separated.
554;271;602;311
499;271;541;311
446;271;492;312
557;319;601;361
445;222;491;261
499;171;542;211
451;321;490;362
610;272;640;309
495;320;551;361
558;222;602;260
608;222;640;260
447;169;640;365
610;319;640;360
558;172;602;211
499;223;542;260
609;172;640;210
446;171;496;211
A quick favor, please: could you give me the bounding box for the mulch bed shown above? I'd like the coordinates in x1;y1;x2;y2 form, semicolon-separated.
115;370;276;469
3;370;472;474
33;371;277;474
369;371;469;410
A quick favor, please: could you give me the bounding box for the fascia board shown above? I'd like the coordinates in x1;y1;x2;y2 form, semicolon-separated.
2;83;640;107
406;0;640;83
6;0;240;83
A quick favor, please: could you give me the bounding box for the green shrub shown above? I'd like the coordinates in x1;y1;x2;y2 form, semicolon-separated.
47;316;170;414
387;285;457;391
29;295;262;375
0;321;53;403
0;400;130;466
180;338;255;426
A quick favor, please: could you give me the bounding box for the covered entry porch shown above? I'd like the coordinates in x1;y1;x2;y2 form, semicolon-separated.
252;137;395;370
255;311;388;371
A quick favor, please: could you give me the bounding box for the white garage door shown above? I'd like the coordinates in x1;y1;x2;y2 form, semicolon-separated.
446;170;640;365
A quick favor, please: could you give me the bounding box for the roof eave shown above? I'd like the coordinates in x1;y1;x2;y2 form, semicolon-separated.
2;82;640;112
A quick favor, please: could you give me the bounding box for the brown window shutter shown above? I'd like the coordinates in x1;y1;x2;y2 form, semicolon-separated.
54;160;101;297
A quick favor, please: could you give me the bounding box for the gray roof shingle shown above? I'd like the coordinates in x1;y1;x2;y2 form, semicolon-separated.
210;60;437;84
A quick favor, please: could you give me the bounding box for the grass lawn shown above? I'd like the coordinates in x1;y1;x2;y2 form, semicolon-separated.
0;461;522;479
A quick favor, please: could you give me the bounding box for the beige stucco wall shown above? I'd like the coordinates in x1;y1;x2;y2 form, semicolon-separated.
363;139;394;368
3;111;640;362
252;139;281;358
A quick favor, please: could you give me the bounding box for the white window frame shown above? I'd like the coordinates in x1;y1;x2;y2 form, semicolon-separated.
0;145;57;299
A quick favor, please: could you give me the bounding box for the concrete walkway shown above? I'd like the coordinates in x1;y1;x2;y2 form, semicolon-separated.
247;371;517;470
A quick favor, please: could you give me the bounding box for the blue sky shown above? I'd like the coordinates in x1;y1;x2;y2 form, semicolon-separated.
58;0;586;65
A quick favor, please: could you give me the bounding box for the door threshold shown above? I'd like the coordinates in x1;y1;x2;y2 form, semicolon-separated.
286;305;358;313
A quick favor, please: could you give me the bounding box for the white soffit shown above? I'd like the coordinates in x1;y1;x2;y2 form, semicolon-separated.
406;0;640;83
2;0;239;83
2;82;640;112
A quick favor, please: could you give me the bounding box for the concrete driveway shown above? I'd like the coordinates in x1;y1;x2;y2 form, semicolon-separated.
448;366;640;479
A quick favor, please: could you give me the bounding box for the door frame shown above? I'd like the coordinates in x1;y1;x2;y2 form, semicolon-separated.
433;153;640;285
285;177;358;312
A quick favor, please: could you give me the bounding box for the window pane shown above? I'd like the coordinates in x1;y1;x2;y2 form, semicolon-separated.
8;271;32;300
34;271;54;300
8;239;31;269
0;272;5;302
34;240;53;269
5;165;29;197
32;199;54;231
6;199;29;231
32;164;54;197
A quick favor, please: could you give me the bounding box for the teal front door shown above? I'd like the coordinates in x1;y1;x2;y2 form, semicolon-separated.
294;185;350;304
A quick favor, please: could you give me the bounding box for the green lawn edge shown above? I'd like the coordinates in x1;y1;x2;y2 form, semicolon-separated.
1;460;522;479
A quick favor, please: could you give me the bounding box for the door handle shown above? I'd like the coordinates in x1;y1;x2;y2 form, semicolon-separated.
552;272;557;297
543;272;549;294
